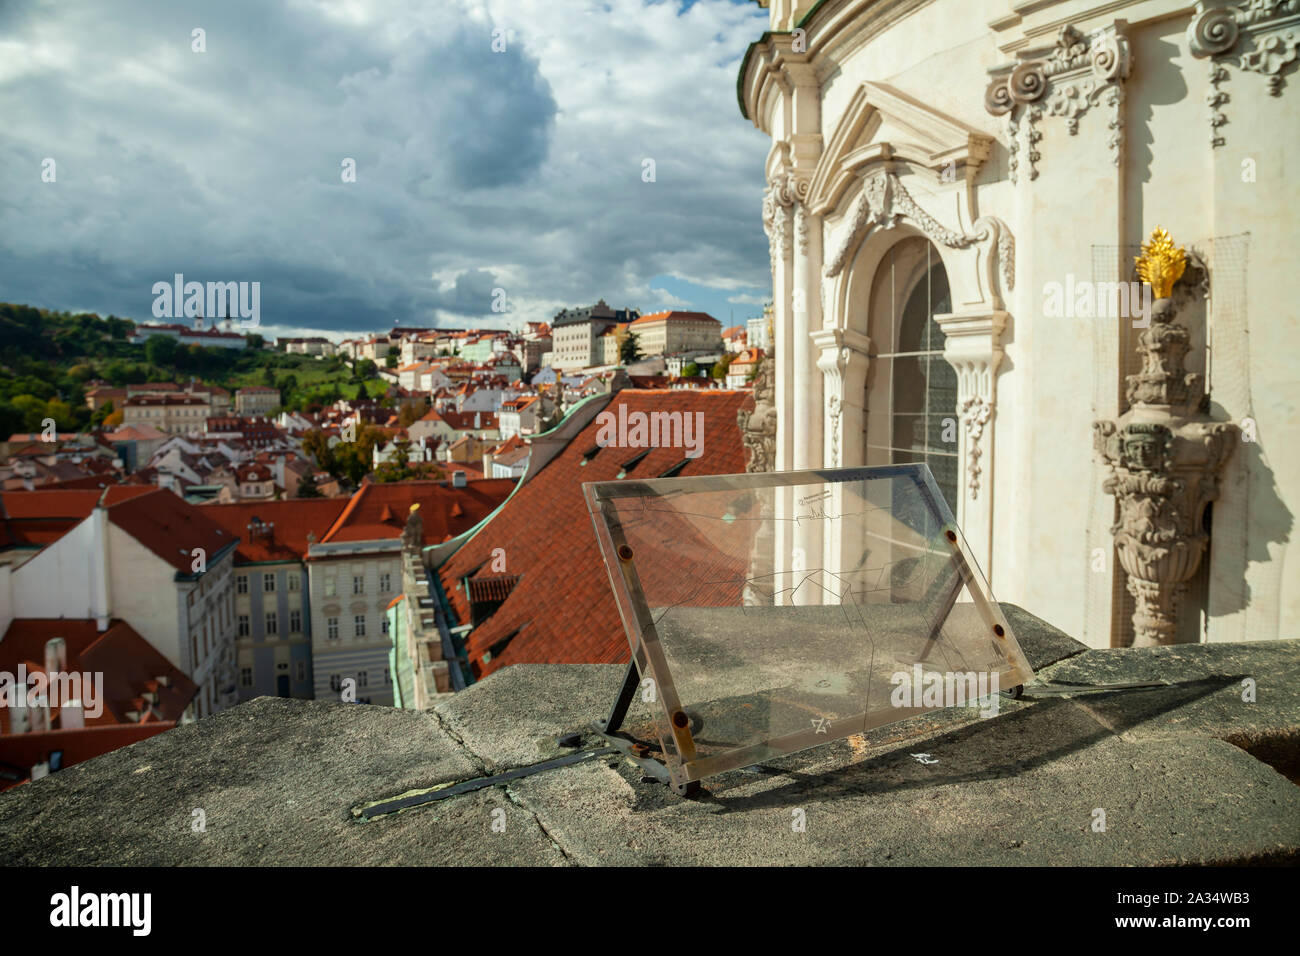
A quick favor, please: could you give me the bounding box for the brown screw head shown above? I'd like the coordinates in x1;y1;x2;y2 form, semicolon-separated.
617;544;634;561
994;624;1005;638
671;710;689;729
945;530;957;543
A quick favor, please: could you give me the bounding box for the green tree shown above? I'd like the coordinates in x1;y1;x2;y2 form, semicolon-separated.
354;380;368;402
92;399;116;427
619;331;642;365
144;335;178;367
711;354;733;380
386;346;399;368
246;333;265;350
682;362;699;378
10;394;48;432
295;470;322;498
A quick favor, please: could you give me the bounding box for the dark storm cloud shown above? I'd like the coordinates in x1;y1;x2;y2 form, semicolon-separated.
0;0;769;336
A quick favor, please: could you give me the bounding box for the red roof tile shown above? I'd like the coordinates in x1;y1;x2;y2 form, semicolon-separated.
438;388;753;677
317;479;513;547
0;618;196;735
104;489;237;572
0;487;154;549
202;498;349;564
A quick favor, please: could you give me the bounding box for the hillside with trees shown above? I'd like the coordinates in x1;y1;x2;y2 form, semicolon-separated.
0;302;382;436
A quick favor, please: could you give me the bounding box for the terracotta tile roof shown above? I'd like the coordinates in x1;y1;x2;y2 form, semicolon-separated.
502;395;539;411
423;410;498;431
491;444;531;467
105;488;237;572
202;498;349;563
628;310;720;327
0;487;154;548
317;479;513;547
105;424;168;442
0;618;197;735
438;388;753;678
235;464;273;483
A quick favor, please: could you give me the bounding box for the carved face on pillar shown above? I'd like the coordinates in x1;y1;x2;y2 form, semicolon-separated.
1119;424;1171;473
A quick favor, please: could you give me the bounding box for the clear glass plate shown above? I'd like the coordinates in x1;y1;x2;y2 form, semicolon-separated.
584;464;1034;788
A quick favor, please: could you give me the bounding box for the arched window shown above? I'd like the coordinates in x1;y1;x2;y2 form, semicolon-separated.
864;237;959;508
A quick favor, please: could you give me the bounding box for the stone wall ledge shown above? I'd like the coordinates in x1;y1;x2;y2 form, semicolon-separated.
2;605;1297;866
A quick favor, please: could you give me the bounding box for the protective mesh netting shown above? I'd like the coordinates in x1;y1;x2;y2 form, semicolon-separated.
1086;234;1267;645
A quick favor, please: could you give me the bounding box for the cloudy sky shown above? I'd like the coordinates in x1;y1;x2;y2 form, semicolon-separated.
0;0;773;341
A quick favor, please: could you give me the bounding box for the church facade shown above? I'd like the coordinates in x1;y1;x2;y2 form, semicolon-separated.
738;0;1299;647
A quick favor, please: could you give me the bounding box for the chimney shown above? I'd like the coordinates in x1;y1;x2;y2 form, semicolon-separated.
9;698;30;734
91;503;112;630
44;638;67;675
30;695;50;733
452;470;467;489
60;699;85;730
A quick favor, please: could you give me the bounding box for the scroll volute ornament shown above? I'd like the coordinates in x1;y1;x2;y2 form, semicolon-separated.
1093;229;1239;646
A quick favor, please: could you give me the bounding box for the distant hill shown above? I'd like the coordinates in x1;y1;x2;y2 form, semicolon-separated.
0;302;380;437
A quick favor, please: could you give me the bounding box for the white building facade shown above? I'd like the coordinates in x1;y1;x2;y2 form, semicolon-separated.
740;0;1299;648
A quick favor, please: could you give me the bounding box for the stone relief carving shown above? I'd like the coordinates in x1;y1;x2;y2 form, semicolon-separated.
1093;229;1239;646
1188;0;1300;145
822;169;1014;296
959;395;992;500
827;394;841;468
737;357;776;473
985;23;1131;175
761;171;810;271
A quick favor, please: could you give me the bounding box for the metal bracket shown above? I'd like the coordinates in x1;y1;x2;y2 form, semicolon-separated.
592;660;697;794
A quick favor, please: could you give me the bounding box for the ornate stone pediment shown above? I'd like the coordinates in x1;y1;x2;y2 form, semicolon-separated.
985;22;1131;179
806;81;993;216
821;169;1014;303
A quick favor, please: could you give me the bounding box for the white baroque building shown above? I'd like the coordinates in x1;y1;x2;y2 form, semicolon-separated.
739;0;1299;647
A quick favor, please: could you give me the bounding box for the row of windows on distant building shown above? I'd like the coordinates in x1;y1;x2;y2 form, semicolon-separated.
235;572;392;594
236;610;389;640
238;665;391;689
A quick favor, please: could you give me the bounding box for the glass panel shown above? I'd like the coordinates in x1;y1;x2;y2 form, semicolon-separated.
891;355;926;415
585;465;1033;788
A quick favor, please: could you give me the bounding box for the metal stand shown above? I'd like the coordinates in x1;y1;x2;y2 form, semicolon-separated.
592;660;699;795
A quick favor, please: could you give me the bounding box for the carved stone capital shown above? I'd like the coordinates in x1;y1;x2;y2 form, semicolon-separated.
985;22;1131;173
1188;0;1300;144
935;311;1006;501
811;327;871;469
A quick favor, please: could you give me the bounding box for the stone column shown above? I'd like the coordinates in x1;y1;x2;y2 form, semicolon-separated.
812;327;872;577
763;175;797;602
790;195;825;601
935;310;1007;578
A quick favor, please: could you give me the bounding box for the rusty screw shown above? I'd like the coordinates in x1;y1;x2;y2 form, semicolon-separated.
672;710;689;729
945;530;957;543
994;624;1005;638
618;544;634;562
